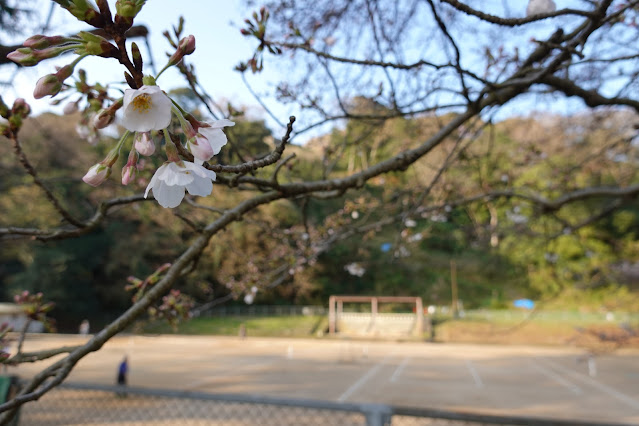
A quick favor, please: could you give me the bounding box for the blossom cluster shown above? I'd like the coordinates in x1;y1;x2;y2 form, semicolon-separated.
82;80;234;208
6;1;234;209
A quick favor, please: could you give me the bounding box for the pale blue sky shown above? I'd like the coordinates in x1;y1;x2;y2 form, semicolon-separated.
0;1;629;142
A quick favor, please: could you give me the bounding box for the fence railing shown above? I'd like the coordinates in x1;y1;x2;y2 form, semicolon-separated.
16;382;632;426
201;305;326;317
200;305;639;324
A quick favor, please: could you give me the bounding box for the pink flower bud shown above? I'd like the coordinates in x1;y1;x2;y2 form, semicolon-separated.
188;134;215;163
23;35;68;49
33;74;62;99
180;35;196;55
122;147;139;185
121;164;137;185
6;48;38;67
31;46;75;62
168;35;196;65
82;163;111;187
63;101;79;115
93;109;115;129
55;64;74;81
134;132;155;156
11;98;31;117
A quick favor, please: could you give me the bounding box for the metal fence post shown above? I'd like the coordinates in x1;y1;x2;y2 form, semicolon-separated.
361;403;392;426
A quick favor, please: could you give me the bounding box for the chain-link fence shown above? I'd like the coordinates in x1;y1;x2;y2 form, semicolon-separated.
14;382;631;426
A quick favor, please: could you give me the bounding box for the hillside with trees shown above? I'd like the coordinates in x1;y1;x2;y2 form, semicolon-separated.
2;104;638;331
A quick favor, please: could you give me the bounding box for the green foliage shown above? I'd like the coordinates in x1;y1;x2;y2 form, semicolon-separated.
144;314;325;337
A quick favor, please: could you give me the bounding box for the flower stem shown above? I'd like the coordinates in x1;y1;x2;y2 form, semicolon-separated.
155;63;171;80
171;105;195;137
163;129;180;162
103;130;131;166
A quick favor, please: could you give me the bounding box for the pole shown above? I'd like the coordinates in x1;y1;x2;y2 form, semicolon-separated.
451;259;458;319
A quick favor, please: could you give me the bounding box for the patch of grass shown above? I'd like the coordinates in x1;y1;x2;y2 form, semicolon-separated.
143;315;327;338
140;310;638;348
431;310;639;346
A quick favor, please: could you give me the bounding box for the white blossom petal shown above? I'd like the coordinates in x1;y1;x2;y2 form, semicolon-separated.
144;163;166;198
207;119;235;129
153;180;186;208
199;128;227;155
163;162;194;186
186;175;213;197
183;161;217;180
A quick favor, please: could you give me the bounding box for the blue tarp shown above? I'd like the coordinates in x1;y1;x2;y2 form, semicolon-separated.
513;299;535;310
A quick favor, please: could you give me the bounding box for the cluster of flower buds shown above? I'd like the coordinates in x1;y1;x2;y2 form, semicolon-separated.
148;289;194;330
0;96;31;137
114;0;146;31
14;291;56;332
52;0;106;28
238;7;281;73
8;30;120;101
125;263;171;303
7;36;79;66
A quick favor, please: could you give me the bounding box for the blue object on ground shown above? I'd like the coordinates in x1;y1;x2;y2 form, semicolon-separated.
380;243;392;252
513;299;535;310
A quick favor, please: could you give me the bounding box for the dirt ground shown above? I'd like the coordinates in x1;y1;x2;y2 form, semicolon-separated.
8;334;639;424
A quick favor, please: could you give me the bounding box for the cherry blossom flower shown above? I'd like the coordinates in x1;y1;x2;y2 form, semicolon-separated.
189;119;234;163
144;161;217;208
121;85;172;132
344;262;366;277
526;0;556;16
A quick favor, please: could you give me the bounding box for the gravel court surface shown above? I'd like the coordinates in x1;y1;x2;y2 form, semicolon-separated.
8;334;639;424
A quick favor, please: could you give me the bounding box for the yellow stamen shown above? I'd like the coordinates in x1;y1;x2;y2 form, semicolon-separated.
132;93;152;113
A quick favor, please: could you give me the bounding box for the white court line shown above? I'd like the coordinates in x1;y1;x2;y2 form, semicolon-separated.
530;360;582;395
390;357;411;383
338;356;391;402
465;360;484;388
540;357;639;410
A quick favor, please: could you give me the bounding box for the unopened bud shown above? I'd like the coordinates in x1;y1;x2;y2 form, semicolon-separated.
121;165;137;186
180;35;196;55
33;63;75;99
59;0;104;27
11;98;31;118
93;109;115;129
82;163;111;187
121;147;139;185
188;137;214;162
168;35;196;66
63;100;79;115
115;0;137;17
56;64;74;80
115;0;144;30
6;48;38;66
23;35;70;49
134;132;155;156
78;31;118;57
33;74;62;99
